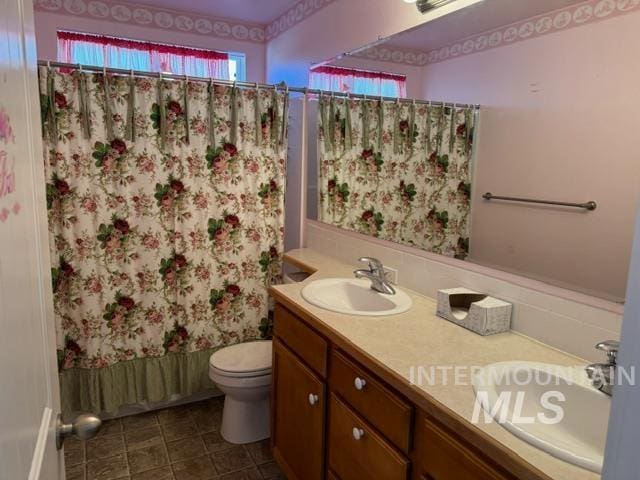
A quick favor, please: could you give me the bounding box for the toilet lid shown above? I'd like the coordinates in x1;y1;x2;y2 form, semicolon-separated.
209;340;272;375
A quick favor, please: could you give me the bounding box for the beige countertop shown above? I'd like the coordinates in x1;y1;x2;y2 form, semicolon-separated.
272;248;601;480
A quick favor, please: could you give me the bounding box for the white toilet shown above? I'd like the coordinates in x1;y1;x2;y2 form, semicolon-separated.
209;340;272;444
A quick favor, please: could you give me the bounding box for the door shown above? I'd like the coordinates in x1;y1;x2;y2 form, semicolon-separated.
272;339;325;480
603;209;640;478
0;0;64;478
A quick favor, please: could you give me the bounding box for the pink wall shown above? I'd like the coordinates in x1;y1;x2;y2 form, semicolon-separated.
34;11;266;83
266;0;426;87
421;11;640;301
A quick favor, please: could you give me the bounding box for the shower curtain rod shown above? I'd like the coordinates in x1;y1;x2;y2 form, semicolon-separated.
38;60;481;110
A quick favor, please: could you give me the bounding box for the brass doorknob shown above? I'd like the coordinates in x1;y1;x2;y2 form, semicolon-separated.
56;413;102;449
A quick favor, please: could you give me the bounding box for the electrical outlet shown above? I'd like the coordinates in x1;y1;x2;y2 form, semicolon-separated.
383;266;398;284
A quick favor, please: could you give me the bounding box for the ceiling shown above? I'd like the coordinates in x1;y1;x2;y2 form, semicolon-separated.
375;0;586;52
131;0;300;24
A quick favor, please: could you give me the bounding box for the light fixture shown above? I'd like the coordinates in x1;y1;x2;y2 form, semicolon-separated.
416;0;456;13
414;0;483;17
403;0;417;3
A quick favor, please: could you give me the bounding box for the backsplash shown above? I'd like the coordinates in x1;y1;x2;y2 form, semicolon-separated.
305;221;622;363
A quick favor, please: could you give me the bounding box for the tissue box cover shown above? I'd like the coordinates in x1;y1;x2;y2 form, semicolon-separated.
436;288;512;336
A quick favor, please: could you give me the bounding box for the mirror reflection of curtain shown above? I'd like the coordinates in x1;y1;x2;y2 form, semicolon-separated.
317;97;475;260
309;65;407;97
39;66;287;414
57;31;231;80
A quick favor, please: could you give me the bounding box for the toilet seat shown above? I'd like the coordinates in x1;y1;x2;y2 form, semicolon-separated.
209;340;272;378
210;364;271;379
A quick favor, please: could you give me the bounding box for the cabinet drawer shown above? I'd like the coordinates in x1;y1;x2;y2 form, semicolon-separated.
274;303;328;377
328;393;409;480
329;350;412;453
413;412;516;480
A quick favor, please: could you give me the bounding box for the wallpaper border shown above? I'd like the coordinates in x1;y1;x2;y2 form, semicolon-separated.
265;0;337;40
34;0;338;44
34;0;267;44
352;0;640;66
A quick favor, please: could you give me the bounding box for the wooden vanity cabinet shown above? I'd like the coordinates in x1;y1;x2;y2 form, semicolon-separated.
271;302;545;480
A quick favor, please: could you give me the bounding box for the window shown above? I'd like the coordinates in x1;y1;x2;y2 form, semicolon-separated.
309;65;407;98
57;31;246;81
228;54;246;82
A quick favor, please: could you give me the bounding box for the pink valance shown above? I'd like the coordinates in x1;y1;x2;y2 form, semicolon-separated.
57;31;228;61
57;31;231;80
311;65;406;82
309;65;407;98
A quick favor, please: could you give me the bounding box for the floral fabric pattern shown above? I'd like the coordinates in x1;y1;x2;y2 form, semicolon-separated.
317;98;475;259
39;67;287;373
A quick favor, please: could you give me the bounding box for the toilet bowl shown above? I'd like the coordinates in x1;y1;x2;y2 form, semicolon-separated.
209;340;272;444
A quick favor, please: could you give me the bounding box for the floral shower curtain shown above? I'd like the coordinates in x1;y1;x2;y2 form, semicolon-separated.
39;66;287;414
317;97;476;260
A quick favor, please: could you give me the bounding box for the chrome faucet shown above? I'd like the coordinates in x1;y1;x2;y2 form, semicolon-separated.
354;257;396;295
585;340;620;396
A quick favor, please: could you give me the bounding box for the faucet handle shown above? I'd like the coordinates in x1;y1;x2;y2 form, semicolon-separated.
595;340;620;364
358;257;384;273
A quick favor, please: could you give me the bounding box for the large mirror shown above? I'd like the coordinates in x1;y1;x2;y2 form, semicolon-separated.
307;0;639;304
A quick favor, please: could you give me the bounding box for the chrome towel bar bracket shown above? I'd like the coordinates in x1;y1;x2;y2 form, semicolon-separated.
482;192;597;211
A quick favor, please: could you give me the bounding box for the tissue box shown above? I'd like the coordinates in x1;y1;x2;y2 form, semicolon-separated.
436;288;512;336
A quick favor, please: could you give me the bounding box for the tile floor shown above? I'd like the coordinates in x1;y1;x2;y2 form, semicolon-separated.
64;397;285;480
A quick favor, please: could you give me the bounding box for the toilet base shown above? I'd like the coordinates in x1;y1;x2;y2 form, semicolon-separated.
220;394;271;444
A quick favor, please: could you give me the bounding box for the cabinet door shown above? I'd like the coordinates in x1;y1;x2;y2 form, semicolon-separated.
413;412;516;480
272;339;325;480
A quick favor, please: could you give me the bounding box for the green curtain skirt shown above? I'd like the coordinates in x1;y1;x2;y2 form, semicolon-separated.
60;348;221;416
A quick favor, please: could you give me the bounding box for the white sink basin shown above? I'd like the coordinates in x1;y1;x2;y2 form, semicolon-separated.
301;278;412;316
472;362;611;473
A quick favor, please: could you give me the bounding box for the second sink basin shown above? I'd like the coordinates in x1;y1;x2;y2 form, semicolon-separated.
472;361;611;473
301;278;412;316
